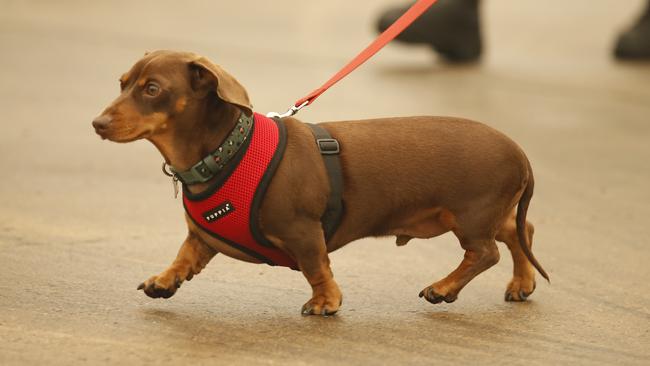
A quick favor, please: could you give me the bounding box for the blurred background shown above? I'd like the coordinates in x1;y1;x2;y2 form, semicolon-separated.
1;1;649;364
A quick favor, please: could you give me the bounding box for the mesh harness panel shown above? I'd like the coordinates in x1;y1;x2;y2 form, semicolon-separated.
183;113;297;269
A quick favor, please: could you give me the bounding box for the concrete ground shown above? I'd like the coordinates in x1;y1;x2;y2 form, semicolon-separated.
1;0;649;364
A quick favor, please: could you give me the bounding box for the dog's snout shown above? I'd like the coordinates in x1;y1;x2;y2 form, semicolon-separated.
92;115;113;139
92;115;112;130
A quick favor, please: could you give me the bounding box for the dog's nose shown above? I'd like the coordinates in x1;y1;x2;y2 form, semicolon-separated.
92;115;112;131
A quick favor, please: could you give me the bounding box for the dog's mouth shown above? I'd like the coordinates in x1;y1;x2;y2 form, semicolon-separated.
93;122;151;143
93;125;110;140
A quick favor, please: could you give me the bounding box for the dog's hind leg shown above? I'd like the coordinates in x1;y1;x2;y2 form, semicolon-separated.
419;234;500;304
496;209;536;301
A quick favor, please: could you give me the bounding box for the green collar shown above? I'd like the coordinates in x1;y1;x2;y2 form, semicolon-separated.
170;113;254;185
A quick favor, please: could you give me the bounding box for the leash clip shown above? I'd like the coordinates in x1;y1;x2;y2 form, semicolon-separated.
162;162;175;178
266;100;309;119
162;162;180;199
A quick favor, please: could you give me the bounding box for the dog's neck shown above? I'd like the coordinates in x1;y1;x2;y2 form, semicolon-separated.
148;100;240;194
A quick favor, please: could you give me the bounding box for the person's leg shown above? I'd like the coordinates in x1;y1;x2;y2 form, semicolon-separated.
615;0;650;60
376;0;482;62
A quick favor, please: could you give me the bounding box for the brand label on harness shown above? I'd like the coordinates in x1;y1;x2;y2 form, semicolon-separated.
203;201;234;223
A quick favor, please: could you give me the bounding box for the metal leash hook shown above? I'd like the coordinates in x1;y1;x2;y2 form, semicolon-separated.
266;100;310;119
162;161;175;177
162;162;179;199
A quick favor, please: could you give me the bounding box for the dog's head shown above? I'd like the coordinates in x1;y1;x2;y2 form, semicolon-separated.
92;50;252;142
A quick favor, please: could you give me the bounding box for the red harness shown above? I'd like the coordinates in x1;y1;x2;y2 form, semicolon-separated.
182;113;298;270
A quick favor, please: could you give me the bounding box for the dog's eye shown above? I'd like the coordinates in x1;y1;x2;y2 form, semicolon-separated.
144;82;161;97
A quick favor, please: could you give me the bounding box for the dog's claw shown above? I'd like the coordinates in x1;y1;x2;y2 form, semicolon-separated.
301;305;313;316
505;289;530;302
137;283;145;290
301;303;338;317
321;307;338;317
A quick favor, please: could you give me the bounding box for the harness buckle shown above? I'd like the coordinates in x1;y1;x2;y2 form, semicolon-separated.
192;161;214;181
316;138;340;155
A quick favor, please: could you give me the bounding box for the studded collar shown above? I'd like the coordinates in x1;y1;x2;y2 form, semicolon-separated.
170;112;254;185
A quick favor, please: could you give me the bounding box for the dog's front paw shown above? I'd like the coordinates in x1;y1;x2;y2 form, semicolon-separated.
301;281;342;316
504;277;536;302
419;285;457;304
137;272;183;299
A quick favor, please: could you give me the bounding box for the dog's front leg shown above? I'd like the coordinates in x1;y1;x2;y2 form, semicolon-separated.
299;250;342;316
285;224;342;316
138;231;216;299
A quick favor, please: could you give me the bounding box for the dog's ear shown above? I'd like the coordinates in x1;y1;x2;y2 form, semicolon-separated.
189;58;253;116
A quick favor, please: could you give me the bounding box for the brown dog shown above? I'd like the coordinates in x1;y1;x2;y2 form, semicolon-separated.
92;50;548;316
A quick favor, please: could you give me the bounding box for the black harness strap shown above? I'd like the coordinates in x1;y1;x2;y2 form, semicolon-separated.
307;124;344;242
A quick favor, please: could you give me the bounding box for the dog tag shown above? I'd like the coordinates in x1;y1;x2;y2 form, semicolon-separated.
172;176;179;199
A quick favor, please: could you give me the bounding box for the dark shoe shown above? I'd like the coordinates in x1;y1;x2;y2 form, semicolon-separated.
376;0;482;62
614;3;650;60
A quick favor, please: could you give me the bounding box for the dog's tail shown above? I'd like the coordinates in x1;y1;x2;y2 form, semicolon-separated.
516;161;550;282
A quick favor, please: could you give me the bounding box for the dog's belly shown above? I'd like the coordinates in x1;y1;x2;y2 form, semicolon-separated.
388;207;457;242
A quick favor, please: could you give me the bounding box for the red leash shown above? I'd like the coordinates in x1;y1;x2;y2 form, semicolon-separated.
268;0;438;119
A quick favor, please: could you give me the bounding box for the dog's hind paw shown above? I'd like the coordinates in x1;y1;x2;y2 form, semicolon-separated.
504;278;536;302
137;273;182;299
